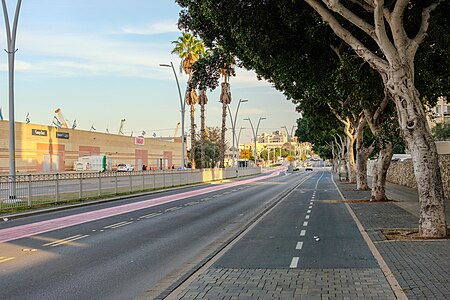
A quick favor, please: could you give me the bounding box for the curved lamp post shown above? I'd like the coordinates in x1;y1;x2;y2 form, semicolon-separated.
244;117;266;165
160;62;186;169
228;99;248;167
2;0;22;198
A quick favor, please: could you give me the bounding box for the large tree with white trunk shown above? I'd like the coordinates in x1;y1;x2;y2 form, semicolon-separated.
176;0;448;237
302;0;447;237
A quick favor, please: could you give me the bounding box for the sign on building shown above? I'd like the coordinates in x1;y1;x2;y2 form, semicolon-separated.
135;136;145;145
240;149;250;159
56;132;69;139
32;129;48;136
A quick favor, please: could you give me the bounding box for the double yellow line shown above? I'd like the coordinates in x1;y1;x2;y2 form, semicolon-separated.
42;234;90;247
0;256;15;264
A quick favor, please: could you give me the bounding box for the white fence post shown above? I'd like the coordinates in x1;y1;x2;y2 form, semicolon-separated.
79;173;83;199
56;173;60;203
98;173;101;197
27;174;32;207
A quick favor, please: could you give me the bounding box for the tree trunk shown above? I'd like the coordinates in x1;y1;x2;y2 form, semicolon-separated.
190;104;196;169
355;117;373;190
200;103;206;169
387;71;446;237
220;102;227;168
347;136;356;183
370;142;393;202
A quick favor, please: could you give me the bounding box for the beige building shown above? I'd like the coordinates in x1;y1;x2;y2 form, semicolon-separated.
428;96;449;129
0;120;185;174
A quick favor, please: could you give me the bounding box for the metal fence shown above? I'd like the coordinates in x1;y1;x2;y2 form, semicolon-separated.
0;167;261;210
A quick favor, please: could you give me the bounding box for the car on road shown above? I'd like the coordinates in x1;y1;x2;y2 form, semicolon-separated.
117;163;134;172
304;162;313;171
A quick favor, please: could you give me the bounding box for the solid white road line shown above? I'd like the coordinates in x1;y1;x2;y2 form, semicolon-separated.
290;257;299;268
300;230;306;236
296;242;304;250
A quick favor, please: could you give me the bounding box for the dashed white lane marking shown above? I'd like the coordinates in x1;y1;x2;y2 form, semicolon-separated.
184;201;199;206
104;221;128;229
300;230;306;236
305;215;310;220
307;210;311;213
290;257;299;268
108;221;133;229
303;221;308;227
296;242;304;250
140;212;163;219
308;205;313;209
165;206;182;212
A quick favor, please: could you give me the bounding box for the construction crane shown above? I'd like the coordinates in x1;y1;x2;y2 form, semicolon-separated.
54;108;69;128
118;119;126;135
174;122;180;137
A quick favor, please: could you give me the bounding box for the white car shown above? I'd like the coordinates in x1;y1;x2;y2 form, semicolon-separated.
117;163;134;172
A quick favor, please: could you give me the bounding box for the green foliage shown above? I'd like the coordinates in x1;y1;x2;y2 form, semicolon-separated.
193;126;222;167
432;123;450;141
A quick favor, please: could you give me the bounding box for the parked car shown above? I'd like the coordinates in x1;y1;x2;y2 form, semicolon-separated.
117;163;134;172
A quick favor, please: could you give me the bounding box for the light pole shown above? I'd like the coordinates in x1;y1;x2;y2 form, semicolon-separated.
244;117;266;165
282;125;297;171
228;99;248;167
2;0;22;199
160;62;186;169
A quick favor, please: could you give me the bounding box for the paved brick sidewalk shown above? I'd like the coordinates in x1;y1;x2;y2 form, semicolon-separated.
177;268;395;300
336;176;450;300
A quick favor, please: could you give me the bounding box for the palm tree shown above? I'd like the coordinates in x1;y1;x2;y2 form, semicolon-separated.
219;53;235;168
171;32;205;169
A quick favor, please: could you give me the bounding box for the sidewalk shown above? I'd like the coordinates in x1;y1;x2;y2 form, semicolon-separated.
338;177;450;300
170;172;450;300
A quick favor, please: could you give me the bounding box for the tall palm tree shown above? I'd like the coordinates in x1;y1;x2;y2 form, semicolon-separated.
171;32;205;169
219;53;235;168
198;89;208;168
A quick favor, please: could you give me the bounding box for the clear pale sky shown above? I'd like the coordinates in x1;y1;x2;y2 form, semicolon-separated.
0;0;300;144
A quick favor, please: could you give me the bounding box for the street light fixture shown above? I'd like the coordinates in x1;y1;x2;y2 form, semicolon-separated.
2;0;22;199
244;117;266;165
160;62;186;169
282;125;297;170
228;99;248;168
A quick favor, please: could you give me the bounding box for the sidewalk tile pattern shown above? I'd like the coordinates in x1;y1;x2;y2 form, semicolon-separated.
176;268;396;300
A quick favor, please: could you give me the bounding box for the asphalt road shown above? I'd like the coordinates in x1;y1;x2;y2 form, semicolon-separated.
0;167;312;300
214;169;377;269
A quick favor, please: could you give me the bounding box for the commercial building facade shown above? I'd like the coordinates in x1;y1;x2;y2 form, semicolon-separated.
0;121;184;174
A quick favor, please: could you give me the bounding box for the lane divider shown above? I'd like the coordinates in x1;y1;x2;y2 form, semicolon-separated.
291;170;325;269
0;169;285;244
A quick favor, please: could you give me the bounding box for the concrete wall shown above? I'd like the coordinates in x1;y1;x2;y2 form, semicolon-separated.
0;120;184;173
368;154;450;199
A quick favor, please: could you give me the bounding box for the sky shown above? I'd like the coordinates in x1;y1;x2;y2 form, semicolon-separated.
0;0;300;144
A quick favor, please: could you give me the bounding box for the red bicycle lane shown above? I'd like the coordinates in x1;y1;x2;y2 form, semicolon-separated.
0;170;283;244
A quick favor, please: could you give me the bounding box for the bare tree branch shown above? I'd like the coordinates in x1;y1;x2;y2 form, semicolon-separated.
324;0;376;39
373;0;397;64
305;0;389;72
410;1;442;58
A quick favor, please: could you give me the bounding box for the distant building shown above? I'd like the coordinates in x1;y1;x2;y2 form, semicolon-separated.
428;96;449;129
0;121;185;173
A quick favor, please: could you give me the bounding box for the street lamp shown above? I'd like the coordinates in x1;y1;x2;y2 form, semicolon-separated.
228;99;248;168
2;0;22;199
282;125;297;171
160;62;186;169
244;117;266;165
